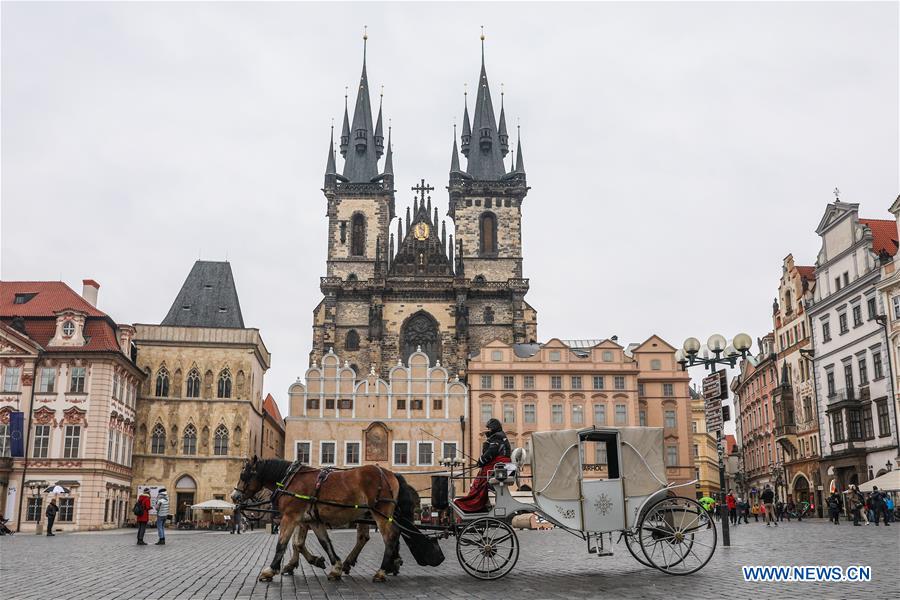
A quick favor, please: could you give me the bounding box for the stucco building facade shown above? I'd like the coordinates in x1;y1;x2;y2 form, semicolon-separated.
0;280;143;532
690;388;719;499
875;195;900;474
131;261;271;522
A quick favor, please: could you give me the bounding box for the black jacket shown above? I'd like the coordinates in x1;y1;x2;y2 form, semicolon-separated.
477;431;511;467
761;489;775;503
46;503;59;518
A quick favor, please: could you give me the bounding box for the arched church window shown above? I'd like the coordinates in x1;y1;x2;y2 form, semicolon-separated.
217;369;232;398
213;425;229;455
155;367;169;398
479;212;497;255
151;424;166;455
473;275;486;284
345;330;360;351
351;214;366;256
186;369;201;398
401;311;440;367
483;306;495;324
347;273;358;282
183;424;197;455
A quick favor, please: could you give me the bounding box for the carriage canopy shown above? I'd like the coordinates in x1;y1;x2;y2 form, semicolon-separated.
530;427;667;501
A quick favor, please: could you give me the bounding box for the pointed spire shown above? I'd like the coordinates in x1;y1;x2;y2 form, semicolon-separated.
441;220;447;249
397;216;403;244
514;124;525;174
383;124;393;175
466;30;506;180
389;232;395;268
498;83;509;157
342;28;379;182
450;123;462;173
427;195;432;219
433;206;439;226
340;89;350;157
461;85;471;157
325;124;336;175
448;233;454;274
406;205;411;231
374;86;385;158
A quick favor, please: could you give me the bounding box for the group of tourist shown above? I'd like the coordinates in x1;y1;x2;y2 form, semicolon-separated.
722;486;806;526
134;487;169;545
827;485;894;526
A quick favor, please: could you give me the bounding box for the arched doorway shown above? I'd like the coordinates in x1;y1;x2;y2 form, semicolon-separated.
400;311;441;367
174;474;197;523
793;474;810;505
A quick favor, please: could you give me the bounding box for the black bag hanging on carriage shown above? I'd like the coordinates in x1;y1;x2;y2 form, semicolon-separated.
397;521;445;567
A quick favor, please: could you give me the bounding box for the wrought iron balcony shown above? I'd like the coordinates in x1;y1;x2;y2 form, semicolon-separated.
828;386;871;406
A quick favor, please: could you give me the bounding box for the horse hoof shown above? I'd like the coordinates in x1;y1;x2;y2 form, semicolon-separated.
258;575;273;583
327;573;342;581
342;563;352;574
281;568;295;576
314;557;327;569
373;573;386;583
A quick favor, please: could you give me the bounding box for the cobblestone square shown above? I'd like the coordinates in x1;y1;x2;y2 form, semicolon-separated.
1;518;897;599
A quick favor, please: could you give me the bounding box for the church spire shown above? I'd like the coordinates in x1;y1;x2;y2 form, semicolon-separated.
340;89;350;157
464;29;506;181
498;83;509;157
450;123;461;173
374;86;385;158
342;28;380;182
514;124;525;174
460;85;471;157
383;124;393;175
324;123;337;187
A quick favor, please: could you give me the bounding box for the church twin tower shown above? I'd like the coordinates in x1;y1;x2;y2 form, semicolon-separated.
312;34;538;380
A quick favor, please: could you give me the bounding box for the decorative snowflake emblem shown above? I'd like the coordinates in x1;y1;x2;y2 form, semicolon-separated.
556;506;576;519
594;493;614;515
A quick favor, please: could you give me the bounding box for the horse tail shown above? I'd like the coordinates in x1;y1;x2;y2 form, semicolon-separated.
394;473;416;522
393;472;444;567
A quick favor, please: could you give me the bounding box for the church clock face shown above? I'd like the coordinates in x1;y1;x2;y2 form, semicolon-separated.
413;222;430;241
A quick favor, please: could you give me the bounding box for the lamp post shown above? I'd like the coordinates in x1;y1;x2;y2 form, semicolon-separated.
677;332;753;548
770;463;785;502
28;481;45;535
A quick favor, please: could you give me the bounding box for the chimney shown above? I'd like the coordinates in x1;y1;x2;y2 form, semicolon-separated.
82;279;100;307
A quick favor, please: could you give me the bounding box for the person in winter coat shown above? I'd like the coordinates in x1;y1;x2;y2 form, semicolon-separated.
761;485;777;527
847;485;864;526
870;486;891;526
739;498;750;523
826;491;842;524
155;488;169;544
135;488;152;545
45;498;59;536
726;491;737;525
453;418;511;513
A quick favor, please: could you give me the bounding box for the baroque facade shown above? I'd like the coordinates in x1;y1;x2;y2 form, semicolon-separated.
690;388;719;499
465;337;694;487
310;36;537;381
771;254;821;508
875;195;900;475
0;280;143;532
131;261;270;522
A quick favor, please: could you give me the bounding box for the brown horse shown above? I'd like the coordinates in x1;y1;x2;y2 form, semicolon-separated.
232;457;424;583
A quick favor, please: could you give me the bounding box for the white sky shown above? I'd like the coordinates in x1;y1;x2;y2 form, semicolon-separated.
2;2;898;427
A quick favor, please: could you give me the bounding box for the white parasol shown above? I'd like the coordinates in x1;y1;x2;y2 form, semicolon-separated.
44;484;70;495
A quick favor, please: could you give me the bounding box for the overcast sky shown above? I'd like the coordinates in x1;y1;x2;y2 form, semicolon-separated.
2;2;898;428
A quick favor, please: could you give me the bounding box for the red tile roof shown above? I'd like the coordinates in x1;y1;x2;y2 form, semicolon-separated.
725;434;738;454
263;393;284;426
860;219;899;257
796;265;815;282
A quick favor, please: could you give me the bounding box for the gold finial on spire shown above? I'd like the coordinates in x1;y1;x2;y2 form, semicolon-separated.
363;25;368;41
480;25;485;41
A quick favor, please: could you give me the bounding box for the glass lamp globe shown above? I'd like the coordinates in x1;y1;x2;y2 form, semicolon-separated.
724;344;738;358
733;333;753;352
683;337;701;355
707;334;727;353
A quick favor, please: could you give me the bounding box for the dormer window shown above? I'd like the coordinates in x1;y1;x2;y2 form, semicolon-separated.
62;321;75;338
479;128;492;151
13;293;36;304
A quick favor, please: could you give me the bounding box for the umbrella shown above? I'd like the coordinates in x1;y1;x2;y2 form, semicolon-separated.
44;485;70;495
699;496;716;510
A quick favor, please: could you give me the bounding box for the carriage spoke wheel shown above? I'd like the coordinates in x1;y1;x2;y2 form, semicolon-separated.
637;496;716;575
456;518;519;580
623;531;654;568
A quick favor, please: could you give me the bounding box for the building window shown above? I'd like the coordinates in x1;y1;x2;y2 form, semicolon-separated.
524;404;536;424
650;359;661;370
186;369;201;398
862;406;874;439
593;404;606;425
602;351;613;362
838;312;848;334
320;442;336;465
481;375;493;389
155;368;169;397
296;441;311;463
894;297;900;320
571;376;582;390
443;442;457;460
63;425;81;458
638;383;645;397
417;442;433;466
69;367;86;393
480;403;493;423
337;441;357;465
551;376;562;390
663;383;674;397
665;409;677;428
595;444;608;465
549;351;561;362
614;376;625;390
593;376;604;390
843;363;854;390
490;350;503;361
524;375;535;390
58;498;75;522
26;497;42;521
822;321;831;342
38;368;56;393
479;212;498;254
484;307;495;324
826;370;835;396
350;213;366;256
832;412;845;443
877;401;891;436
615;404;627;425
692;444;699;457
213;425;229;455
572;404;584;425
551;404;563;424
151;424;166;454
396;398;406;410
666;446;678;467
502;375;515;390
217;369;232;398
393;442;409;466
503;403;515;423
32;424;50;458
866;297;876;320
345;329;360;351
639;409;647;426
183;424;197;455
848;409;862;440
433;397;443;411
692;421;698;433
873;352;884;379
852;305;862;327
0;424;9;458
858;356;868;386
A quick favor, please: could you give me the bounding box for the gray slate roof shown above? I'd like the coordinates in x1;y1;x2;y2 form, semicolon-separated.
161;261;245;328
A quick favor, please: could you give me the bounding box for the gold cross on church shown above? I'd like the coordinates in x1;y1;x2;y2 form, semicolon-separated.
412;179;434;202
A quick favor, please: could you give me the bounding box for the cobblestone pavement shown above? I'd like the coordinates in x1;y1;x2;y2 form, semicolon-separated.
0;518;897;599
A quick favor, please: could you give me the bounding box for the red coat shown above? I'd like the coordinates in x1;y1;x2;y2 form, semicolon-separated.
726;494;736;510
136;494;151;523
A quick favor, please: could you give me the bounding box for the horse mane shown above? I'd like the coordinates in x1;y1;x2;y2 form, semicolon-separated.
255;458;292;485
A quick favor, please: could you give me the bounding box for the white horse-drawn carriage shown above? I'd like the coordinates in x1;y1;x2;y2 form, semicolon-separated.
437;426;717;580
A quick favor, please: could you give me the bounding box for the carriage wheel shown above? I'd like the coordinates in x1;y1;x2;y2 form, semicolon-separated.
455;518;519;580
637;496;716;575
623;532;654;568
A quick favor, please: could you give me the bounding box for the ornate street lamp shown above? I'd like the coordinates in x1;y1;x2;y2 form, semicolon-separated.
676;332;752;548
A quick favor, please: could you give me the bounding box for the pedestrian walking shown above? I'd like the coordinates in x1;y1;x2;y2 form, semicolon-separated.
885;494;895;523
869;486;891;526
827;491;842;524
847;485;864;526
726;491;737;525
785;495;795;522
155;488;169;544
751;502;760;522
134;488;151;545
231;507;242;534
761;485;777;527
740;498;750;523
45;499;58;536
776;498;785;522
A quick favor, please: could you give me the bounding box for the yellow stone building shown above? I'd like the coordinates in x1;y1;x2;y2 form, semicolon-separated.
131;261;270;522
690;389;719;499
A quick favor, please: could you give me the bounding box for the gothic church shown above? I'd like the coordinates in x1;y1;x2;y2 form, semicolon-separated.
311;35;538;380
